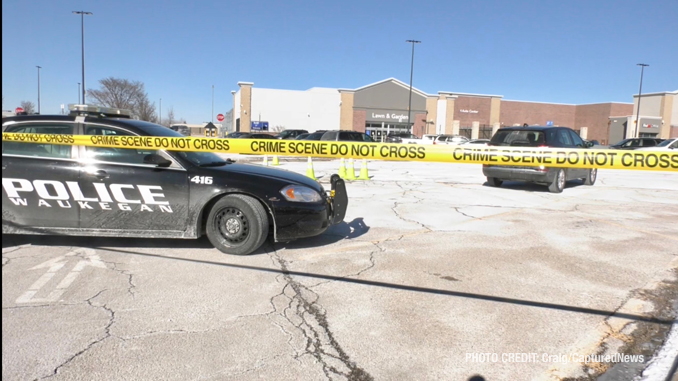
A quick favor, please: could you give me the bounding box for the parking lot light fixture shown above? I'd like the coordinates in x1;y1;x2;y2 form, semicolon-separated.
406;40;421;134
73;11;93;104
36;66;41;114
635;63;649;138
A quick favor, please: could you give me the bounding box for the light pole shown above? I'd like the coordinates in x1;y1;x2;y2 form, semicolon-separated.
73;11;92;104
211;85;214;123
231;90;236;132
634;63;649;138
36;66;42;114
406;40;421;134
78;83;81;104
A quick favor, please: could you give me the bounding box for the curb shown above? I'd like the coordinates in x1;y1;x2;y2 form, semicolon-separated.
537;257;678;380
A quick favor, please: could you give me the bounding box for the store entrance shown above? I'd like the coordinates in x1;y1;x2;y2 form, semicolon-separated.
365;122;411;142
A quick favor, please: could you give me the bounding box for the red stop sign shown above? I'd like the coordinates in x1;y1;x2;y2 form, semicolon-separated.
15;107;24;114
216;113;224;122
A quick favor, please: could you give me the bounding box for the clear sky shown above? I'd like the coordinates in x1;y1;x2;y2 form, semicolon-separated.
2;0;677;124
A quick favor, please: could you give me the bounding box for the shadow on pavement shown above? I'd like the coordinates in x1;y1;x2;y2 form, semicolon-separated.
1;234;215;250
1;218;369;255
278;218;369;250
483;180;587;192
32;245;675;326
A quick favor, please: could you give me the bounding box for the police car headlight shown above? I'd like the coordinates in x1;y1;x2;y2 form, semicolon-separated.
280;185;322;203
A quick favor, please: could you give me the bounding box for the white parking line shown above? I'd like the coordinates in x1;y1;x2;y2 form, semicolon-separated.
15;248;106;304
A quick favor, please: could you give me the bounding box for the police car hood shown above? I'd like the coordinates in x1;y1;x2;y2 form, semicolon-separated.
216;163;324;192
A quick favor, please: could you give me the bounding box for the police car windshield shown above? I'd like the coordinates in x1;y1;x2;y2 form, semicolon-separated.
126;120;228;167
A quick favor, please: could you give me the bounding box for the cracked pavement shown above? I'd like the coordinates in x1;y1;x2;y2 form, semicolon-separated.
2;161;677;380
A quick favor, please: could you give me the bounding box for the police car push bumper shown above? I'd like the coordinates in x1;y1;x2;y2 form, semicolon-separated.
271;174;347;241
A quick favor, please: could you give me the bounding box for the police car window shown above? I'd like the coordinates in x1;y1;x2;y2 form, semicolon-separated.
118;121;226;166
84;126;160;165
2;124;73;159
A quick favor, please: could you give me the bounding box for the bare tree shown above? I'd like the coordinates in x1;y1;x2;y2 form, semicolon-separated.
20;101;36;114
87;77;156;121
167;107;175;126
135;96;157;123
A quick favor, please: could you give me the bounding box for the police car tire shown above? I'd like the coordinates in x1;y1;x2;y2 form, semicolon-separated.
206;194;269;255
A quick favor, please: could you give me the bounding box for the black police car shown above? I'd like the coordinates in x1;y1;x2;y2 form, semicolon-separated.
2;105;348;255
482;126;596;193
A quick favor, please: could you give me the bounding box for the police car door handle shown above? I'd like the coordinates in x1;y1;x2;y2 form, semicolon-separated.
87;169;109;179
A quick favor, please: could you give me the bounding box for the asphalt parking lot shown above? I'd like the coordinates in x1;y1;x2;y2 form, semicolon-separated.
3;160;677;381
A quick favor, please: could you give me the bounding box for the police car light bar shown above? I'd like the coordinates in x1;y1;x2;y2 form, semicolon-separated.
68;104;132;119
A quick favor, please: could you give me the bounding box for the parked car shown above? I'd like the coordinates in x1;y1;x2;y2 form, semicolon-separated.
434;134;469;145
295;133;311;140
302;130;328;141
419;134;439;144
226;132;247;138
482;126;596;193
320;130;374;142
384;132;420;144
462;139;490;146
636;138;678;151
609;138;663;150
238;133;276;139
276;129;308;140
169;124;191;136
1;105;348;256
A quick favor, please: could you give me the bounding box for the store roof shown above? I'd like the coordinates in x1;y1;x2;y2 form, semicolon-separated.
350;78;432;98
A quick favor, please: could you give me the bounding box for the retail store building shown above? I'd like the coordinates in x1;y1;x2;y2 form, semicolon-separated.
232;79;677;143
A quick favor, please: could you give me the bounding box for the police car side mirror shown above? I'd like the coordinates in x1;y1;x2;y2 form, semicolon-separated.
143;153;172;167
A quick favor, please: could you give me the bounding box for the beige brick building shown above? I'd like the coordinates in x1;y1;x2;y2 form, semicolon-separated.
231;79;676;143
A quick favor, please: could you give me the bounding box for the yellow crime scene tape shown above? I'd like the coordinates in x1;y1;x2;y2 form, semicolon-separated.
2;132;677;172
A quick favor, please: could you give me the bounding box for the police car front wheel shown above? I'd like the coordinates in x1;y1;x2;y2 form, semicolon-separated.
206;195;269;255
